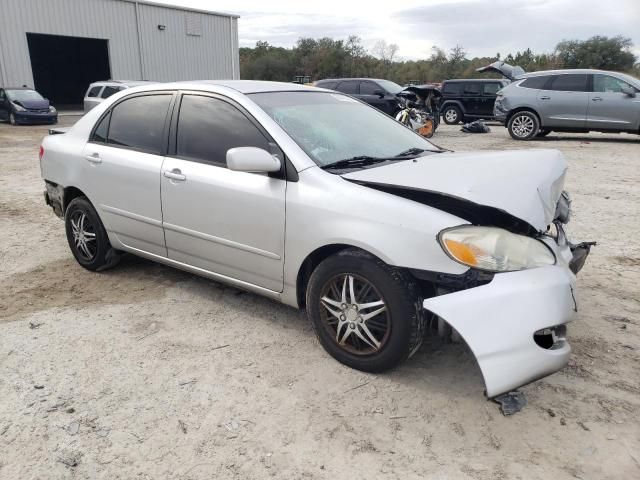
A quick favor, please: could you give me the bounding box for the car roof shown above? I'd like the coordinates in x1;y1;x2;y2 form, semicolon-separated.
519;69;620;78
316;78;388;83
90;80;154;86
150;80;317;94
444;79;507;83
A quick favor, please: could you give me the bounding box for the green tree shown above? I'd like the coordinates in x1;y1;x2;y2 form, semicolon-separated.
555;35;636;71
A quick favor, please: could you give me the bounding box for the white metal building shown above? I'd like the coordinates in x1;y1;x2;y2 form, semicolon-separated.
0;0;239;106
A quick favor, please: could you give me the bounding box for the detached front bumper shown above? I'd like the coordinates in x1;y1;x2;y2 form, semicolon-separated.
424;265;578;398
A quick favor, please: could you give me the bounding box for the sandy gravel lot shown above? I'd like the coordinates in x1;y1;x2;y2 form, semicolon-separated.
1;118;639;479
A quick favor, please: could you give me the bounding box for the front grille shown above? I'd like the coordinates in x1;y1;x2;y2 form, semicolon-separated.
28;109;50;113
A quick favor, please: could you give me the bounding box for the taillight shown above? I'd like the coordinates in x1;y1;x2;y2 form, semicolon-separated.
39;145;44;161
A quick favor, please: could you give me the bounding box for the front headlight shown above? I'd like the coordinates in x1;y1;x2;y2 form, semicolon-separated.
439;226;556;272
49;106;57;113
11;102;26;112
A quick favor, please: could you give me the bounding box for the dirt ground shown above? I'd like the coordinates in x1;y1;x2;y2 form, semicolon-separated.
1;117;639;479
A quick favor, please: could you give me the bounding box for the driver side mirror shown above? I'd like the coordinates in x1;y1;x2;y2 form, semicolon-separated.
226;147;281;173
373;89;385;98
621;85;636;97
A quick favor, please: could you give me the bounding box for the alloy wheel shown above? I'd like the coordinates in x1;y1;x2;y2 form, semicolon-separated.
511;115;535;138
69;211;97;261
319;273;391;355
444;109;458;123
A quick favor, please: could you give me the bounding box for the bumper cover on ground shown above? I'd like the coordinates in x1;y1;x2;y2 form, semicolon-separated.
423;265;576;397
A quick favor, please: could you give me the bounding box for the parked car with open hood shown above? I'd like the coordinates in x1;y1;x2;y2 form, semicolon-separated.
83;80;154;113
313;78;404;115
494;69;640;140
39;80;593;398
0;87;57;125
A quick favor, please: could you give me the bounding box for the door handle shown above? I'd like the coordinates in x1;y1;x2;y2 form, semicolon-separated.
591;97;603;102
540;96;551;100
163;169;186;181
85;153;102;164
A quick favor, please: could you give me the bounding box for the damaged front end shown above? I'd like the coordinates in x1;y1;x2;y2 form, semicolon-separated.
419;191;594;397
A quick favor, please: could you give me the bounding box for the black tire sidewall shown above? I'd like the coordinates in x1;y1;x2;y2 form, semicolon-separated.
306;250;422;373
443;106;461;125
64;197;110;271
508;111;540;140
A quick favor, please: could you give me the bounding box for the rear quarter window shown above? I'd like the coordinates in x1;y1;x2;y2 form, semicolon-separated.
316;81;338;90
87;86;102;98
520;76;550;89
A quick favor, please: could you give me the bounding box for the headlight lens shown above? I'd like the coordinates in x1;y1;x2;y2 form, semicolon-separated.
439;226;556;272
49;106;57;113
11;102;26;112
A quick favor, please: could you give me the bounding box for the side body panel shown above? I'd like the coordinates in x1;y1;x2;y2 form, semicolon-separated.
81;142;166;256
160;158;286;292
587;91;640;131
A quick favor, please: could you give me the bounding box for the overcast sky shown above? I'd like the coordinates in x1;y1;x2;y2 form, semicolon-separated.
152;0;640;60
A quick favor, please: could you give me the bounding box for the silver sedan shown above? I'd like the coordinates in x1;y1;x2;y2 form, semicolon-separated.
40;81;592;397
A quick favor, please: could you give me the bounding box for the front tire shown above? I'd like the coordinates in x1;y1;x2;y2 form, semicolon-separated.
507;111;540;140
306;249;424;373
65;197;113;271
442;106;462;125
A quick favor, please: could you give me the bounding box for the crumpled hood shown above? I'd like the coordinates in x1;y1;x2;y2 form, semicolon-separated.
342;149;567;232
15;99;50;110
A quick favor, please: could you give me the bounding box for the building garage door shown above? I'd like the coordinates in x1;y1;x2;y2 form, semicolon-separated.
26;33;111;109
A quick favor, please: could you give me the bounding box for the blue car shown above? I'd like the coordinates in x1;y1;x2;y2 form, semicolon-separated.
0;87;58;125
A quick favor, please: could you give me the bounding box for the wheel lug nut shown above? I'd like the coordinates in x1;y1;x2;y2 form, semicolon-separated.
341;304;347;309
340;315;345;321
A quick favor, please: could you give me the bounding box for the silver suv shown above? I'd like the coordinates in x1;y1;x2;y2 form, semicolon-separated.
494;69;640;140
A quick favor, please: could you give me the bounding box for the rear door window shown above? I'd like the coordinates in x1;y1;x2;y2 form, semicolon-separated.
87;86;103;98
548;74;588;92
463;83;481;95
176;95;271;167
336;81;359;95
106;94;172;154
101;86;121;99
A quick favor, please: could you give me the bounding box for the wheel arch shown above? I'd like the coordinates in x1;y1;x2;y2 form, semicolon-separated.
506;107;541;125
295;243;386;309
441;100;465;114
63;186;91;214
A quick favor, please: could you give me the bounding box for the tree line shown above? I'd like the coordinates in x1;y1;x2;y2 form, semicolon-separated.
239;35;639;84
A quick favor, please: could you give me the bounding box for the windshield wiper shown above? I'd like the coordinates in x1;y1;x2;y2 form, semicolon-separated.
394;147;427;157
321;156;391;170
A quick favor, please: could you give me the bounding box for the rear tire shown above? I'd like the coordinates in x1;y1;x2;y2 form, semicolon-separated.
65;197;113;271
507;111;540;140
442;106;462;125
306;249;424;373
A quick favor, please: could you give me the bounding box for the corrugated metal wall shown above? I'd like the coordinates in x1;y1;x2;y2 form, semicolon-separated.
0;0;239;87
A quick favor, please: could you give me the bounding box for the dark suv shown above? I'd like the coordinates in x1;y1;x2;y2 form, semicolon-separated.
440;79;509;124
314;78;404;115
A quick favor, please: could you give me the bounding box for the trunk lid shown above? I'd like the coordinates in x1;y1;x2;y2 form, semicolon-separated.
341;149;567;232
476;61;525;81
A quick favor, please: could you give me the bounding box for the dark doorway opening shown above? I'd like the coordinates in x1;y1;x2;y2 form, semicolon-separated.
27;33;111;110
